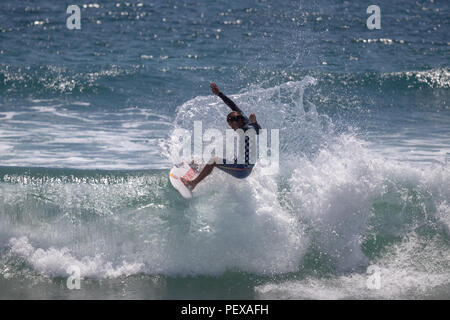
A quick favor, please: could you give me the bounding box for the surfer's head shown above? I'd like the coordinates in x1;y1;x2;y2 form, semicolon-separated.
227;111;245;130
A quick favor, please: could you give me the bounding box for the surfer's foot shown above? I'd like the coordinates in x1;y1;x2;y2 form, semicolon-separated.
181;177;196;191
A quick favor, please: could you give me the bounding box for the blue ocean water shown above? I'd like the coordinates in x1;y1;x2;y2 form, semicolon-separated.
0;0;449;299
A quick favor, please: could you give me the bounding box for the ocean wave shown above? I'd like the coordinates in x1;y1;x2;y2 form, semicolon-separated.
394;68;450;89
0;64;141;97
316;67;450;90
0;78;448;300
256;232;450;299
1;133;449;285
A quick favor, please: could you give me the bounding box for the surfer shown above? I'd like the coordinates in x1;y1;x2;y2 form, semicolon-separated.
181;83;261;191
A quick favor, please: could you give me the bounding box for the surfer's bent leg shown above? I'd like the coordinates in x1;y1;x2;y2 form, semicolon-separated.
181;157;222;190
190;158;254;187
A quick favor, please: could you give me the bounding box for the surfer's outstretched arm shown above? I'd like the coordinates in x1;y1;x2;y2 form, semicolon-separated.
210;83;261;134
210;83;243;114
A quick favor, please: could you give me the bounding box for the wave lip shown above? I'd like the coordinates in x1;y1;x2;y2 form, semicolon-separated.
387;67;450;89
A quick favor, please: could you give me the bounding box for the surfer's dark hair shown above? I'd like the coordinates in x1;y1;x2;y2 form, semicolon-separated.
227;111;244;123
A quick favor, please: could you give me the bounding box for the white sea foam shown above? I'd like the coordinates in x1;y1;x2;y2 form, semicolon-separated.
72;101;91;107
253;132;450;299
388;67;450;88
0;104;172;169
3;167;306;277
0;112;21;121
256;232;450;299
8;237;143;278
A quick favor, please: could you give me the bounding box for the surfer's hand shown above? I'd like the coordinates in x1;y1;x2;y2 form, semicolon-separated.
210;83;220;95
249;113;257;124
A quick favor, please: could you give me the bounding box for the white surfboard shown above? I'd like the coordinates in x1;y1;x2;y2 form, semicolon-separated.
169;162;202;199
